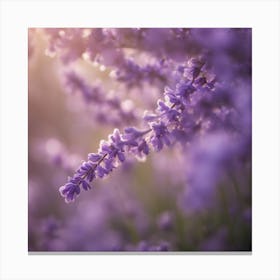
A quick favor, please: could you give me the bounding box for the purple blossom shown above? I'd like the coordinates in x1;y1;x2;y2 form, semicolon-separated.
59;181;81;203
150;122;171;151
137;139;149;156
175;80;196;101
64;71;137;125
96;165;108;178
157;100;180;122
88;153;102;162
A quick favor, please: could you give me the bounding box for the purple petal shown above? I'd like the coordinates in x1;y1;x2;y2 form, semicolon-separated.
117;152;125;162
81;180;91;191
104;158;115;172
96;165;107;178
88;153;101;162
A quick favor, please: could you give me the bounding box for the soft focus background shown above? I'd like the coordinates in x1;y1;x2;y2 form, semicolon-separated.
28;28;251;251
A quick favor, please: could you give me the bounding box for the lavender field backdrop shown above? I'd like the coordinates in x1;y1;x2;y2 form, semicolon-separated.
28;28;252;252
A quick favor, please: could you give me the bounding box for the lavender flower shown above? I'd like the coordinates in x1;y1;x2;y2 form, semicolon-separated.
64;71;137;125
150;122;171;151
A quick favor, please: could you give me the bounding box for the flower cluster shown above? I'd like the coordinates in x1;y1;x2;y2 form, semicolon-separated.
60;124;170;202
44;28;171;87
64;71;137;125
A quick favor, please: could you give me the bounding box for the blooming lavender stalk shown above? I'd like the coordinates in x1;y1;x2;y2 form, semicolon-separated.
59;128;151;202
59;115;174;203
59;56;220;202
58;28;251;213
45;28;170;87
64;70;137;125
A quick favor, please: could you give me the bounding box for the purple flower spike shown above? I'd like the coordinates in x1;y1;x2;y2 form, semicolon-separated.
63;70;137;126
